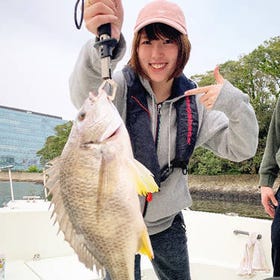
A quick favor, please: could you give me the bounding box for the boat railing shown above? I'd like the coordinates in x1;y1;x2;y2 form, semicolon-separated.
43;168;48;200
233;229;262;240
0;165;15;202
1;165;48;204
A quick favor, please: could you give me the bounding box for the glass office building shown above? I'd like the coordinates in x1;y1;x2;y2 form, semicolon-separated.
0;105;67;170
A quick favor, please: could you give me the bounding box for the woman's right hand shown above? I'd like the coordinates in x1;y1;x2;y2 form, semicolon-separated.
84;0;123;41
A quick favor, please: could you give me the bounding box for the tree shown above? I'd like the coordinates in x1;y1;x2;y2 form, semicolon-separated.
189;36;280;175
37;121;73;165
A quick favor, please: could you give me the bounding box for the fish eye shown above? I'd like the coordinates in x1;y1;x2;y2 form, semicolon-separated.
78;111;86;121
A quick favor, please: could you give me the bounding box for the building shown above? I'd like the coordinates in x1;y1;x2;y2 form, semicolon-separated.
0;105;67;170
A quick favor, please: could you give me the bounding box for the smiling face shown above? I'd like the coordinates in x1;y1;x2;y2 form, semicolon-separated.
137;32;179;86
129;23;191;84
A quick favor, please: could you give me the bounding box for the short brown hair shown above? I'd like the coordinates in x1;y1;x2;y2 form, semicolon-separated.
128;23;191;81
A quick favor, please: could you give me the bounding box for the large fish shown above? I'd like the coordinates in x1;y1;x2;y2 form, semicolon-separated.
45;89;158;280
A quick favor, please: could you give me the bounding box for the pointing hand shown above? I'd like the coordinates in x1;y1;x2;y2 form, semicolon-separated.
185;66;224;110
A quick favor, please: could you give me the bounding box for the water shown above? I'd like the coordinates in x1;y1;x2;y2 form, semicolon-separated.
191;199;269;220
0;181;269;220
0;181;44;207
190;187;270;220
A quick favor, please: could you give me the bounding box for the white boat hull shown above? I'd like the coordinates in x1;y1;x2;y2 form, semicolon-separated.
0;201;273;279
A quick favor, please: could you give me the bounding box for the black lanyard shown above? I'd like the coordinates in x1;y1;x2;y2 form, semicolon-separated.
74;0;84;29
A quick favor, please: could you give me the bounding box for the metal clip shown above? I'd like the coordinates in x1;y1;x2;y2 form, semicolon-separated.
98;79;117;101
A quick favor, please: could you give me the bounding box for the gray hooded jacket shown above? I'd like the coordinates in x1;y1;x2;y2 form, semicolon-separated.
69;35;259;235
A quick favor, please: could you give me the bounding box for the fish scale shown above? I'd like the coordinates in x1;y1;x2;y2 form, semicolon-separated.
45;90;158;280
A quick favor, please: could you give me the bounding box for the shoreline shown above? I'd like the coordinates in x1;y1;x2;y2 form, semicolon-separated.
0;171;43;183
189;174;262;203
0;172;279;195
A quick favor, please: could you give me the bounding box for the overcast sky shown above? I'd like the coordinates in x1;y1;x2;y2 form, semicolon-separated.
0;0;279;120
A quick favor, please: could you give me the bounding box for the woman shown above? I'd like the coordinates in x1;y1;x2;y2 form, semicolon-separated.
70;0;259;279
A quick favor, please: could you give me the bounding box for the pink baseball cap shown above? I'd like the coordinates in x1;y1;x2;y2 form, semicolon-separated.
134;0;187;35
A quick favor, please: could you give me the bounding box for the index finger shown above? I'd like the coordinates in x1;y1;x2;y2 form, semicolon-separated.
214;65;224;84
184;86;211;96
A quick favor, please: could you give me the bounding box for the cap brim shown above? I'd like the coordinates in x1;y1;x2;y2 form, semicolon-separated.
134;17;187;35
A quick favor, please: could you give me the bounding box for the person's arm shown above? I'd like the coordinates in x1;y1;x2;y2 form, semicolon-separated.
186;67;259;162
259;98;280;217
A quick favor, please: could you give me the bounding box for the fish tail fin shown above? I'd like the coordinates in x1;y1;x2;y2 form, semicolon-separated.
138;229;154;260
130;159;159;196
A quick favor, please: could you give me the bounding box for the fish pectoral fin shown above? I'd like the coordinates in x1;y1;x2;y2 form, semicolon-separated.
129;159;159;196
138;229;154;260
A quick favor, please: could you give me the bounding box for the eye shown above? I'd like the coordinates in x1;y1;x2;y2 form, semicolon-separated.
78;111;86;121
163;39;174;44
141;39;151;45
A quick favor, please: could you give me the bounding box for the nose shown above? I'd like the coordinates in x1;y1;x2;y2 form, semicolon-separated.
150;41;164;58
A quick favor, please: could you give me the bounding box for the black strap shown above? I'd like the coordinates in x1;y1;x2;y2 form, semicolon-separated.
142;200;148;217
160;160;188;182
74;0;84;30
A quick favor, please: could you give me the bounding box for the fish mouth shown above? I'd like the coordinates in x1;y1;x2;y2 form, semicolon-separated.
81;125;121;149
103;125;121;142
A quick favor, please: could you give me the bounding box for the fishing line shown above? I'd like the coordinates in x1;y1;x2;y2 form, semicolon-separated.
74;0;84;29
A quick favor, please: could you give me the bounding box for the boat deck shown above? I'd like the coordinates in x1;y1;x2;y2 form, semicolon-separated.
6;256;103;280
0;200;274;279
5;255;156;280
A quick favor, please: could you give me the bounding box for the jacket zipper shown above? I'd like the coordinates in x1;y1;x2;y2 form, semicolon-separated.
155;103;162;150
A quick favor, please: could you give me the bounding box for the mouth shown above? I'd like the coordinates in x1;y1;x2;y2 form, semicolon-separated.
103;125;120;142
80;125;121;149
150;63;167;70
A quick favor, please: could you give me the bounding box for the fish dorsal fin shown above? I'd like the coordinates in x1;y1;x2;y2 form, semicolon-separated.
138;229;154;260
128;159;159;196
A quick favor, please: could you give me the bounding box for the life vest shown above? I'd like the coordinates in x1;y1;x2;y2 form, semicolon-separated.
123;66;199;186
